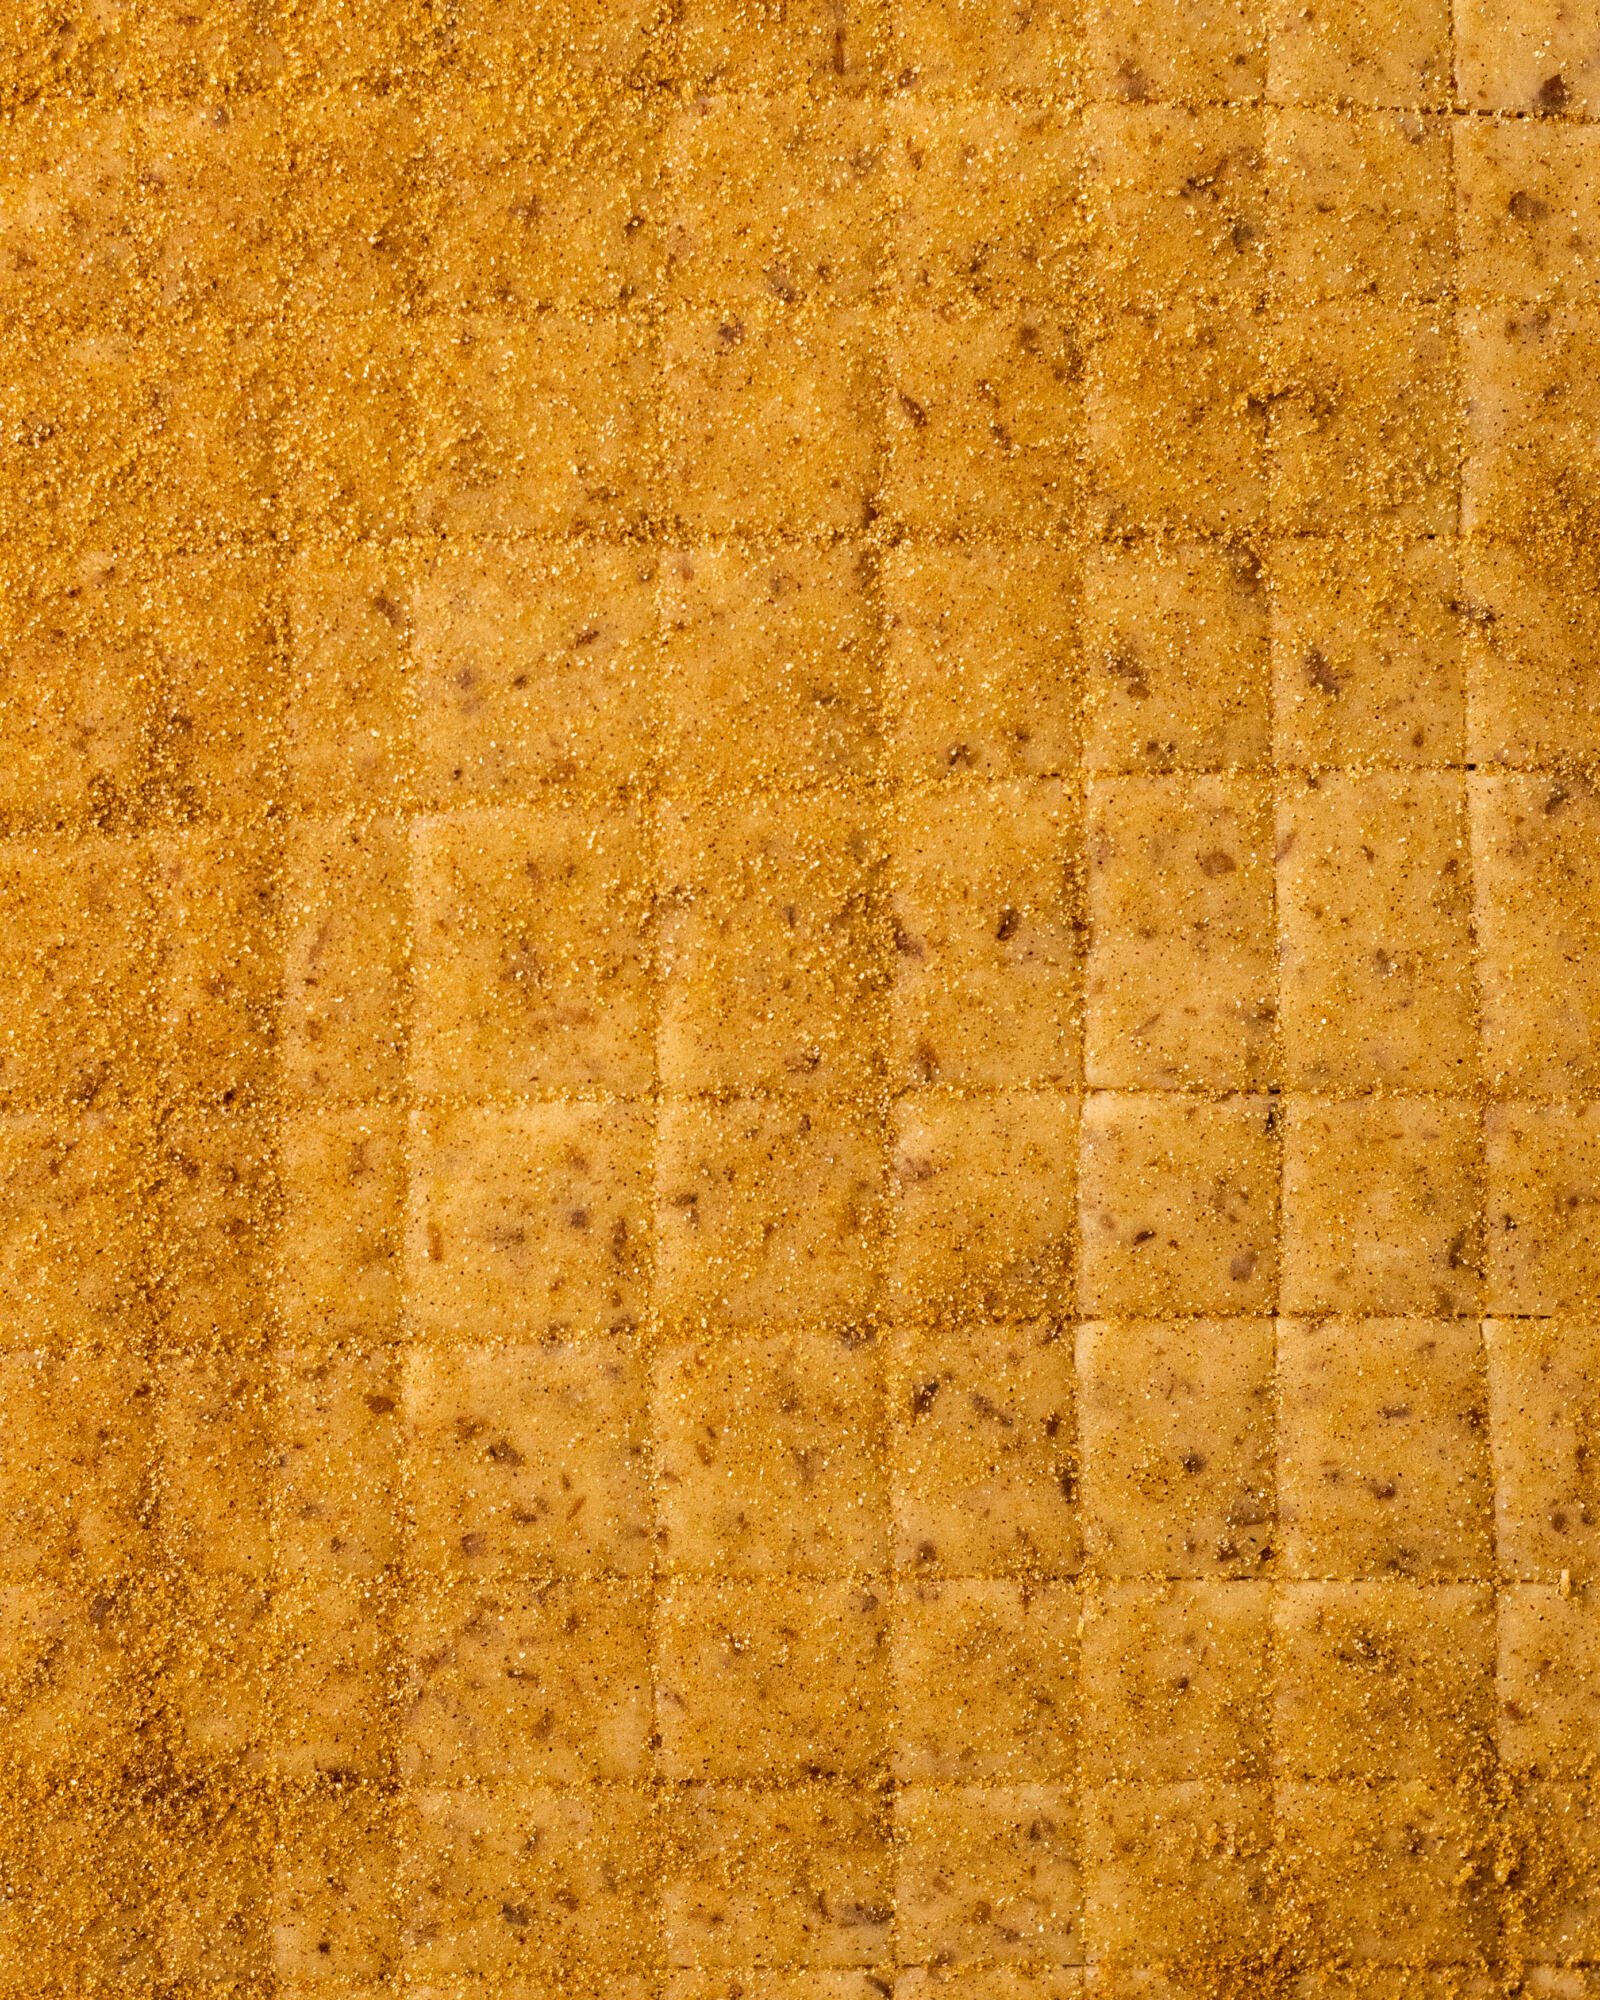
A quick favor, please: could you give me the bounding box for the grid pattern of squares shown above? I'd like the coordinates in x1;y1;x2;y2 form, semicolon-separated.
2;0;1600;1993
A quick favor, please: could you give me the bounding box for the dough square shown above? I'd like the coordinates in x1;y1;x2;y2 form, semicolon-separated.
277;314;418;542
0;1578;141;1784
1085;306;1266;535
274;0;435;85
661;1784;891;1967
1281;1095;1483;1318
1461;540;1600;767
282;816;407;1101
1273;1580;1495;1780
1081;1783;1274;1959
663;302;878;537
1486;1103;1600;1316
1270;536;1465;770
890;0;1082;97
161;1795;271;1985
409;1104;653;1344
1082;538;1270;774
1484;1318;1600;1581
665;94;888;314
890;779;1080;1092
883;306;1082;538
1455;0;1600;116
152;1105;279;1346
1276;1317;1493;1580
891;1320;1079;1577
660;543;880;797
674;0;895;94
1274;1781;1495;1962
904;1974;1083;2000
146;554;286;817
399;1787;660;1982
404;1340;651;1577
271;1788;397;1984
0;105;140;332
1084;773;1276;1090
658;792;886;1098
1076;1094;1279;1315
1471;775;1600;1094
655;1331;887;1574
890;1091;1079;1321
1275;770;1476;1092
424;87;665;315
440;0;667;80
410;805;654;1099
1508;1782;1600;1961
285;545;417;810
895;1785;1082;1964
279;89;426;324
1268;304;1458;536
656;1098;884;1333
1267;107;1452;302
892;1579;1078;1782
414;313;657;539
1079;1580;1271;1782
131;0;283;98
160;1354;272;1588
881;543;1080;783
399;1576;653;1785
0;1114;146;1345
1083;106;1267;307
1265;0;1450;105
1461;306;1600;543
888;103;1084;311
657;1578;889;1781
1455;122;1600;304
1498;1585;1600;1776
668;1980;896;2000
279;1105;404;1340
3;1794;171;1985
0;1351;153;1583
138;98;287;322
153;829;282;1103
1085;0;1265;103
277;1583;395;1776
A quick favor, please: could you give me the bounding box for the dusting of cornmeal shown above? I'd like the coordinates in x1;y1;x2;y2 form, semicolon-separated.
1;0;1599;1994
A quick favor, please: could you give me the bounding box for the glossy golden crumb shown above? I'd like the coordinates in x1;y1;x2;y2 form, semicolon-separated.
1;0;1599;1996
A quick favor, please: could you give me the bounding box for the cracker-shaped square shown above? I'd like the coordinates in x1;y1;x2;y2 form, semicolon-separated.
1507;1782;1600;1962
882;544;1079;782
277;315;418;542
161;1790;270;1985
891;780;1079;1091
282;817;407;1101
0;1579;142;1784
1487;1103;1600;1315
892;0;1080;96
670;1975;896;2000
139;99;287;322
272;1786;397;1984
1082;538;1269;773
1498;1586;1600;1776
409;1104;653;1343
1266;0;1450;105
411;805;653;1098
901;1973;1083;2000
280;1106;404;1340
658;793;886;1097
275;1345;401;1583
286;545;416;810
0;1112;146;1345
413;543;658;806
1081;1581;1269;1785
406;1340;651;1576
661;1783;891;1967
896;1786;1081;1964
273;1578;392;1781
891;1091;1078;1321
1456;123;1600;303
1082;1783;1273;1960
893;1579;1077;1781
279;88;424;323
666;94;887;312
0;1351;153;1584
1276;1317;1492;1579
1281;1096;1483;1317
1461;541;1600;767
657;1579;889;1780
1456;0;1600;116
0;106;140;332
1271;536;1464;768
152;1105;279;1345
400;1577;652;1785
1472;775;1600;1094
1087;306;1266;536
401;1787;659;1981
1274;1580;1495;1781
159;1355;271;1591
675;0;894;93
415;314;656;539
1077;1095;1278;1314
1084;106;1266;306
1269;304;1457;535
442;0;666;80
1086;0;1265;101
660;544;880;796
1484;1318;1600;1581
154;828;281;1102
657;1099;883;1332
1461;306;1600;543
1275;1781;1494;1962
1085;774;1275;1089
892;1321;1078;1576
656;1332;886;1574
1268;108;1451;301
885;307;1081;537
664;303;877;536
890;103;1083;309
1276;770;1475;1091
1077;1318;1274;1576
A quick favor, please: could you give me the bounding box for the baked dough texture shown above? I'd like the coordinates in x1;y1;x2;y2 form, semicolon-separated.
1;2;1598;1993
